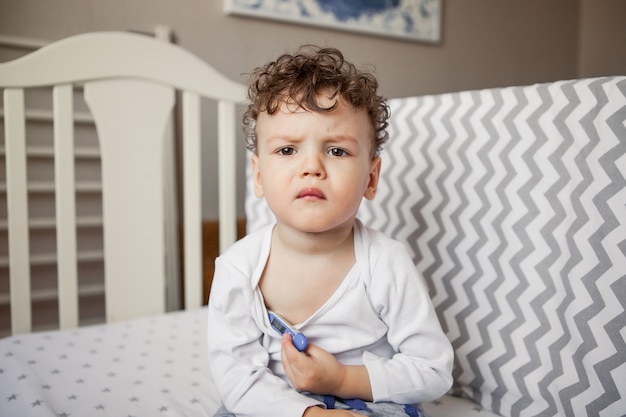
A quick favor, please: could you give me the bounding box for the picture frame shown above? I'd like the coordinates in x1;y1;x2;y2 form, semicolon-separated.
224;0;442;44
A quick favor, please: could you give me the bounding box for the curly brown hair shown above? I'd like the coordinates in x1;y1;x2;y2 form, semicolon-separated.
243;45;390;158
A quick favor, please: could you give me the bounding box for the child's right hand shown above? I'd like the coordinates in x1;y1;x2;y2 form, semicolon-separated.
281;334;373;401
303;406;363;417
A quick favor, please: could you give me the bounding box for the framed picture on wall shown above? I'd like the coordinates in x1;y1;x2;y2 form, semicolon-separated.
223;0;442;43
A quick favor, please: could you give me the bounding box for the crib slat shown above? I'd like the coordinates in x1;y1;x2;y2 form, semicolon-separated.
218;101;237;252
4;88;32;334
53;84;79;329
182;91;202;309
85;80;172;323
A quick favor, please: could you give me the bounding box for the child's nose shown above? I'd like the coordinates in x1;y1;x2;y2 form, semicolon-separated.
300;153;325;178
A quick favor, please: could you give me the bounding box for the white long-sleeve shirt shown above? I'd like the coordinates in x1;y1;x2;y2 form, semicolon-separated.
207;220;453;417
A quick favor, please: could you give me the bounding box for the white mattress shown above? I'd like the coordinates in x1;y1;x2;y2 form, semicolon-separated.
0;307;489;417
0;308;220;417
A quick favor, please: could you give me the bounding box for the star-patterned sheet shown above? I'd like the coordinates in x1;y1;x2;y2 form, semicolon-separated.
0;306;489;417
0;307;221;417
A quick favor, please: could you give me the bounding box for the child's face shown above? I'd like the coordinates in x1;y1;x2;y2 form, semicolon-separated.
252;95;381;234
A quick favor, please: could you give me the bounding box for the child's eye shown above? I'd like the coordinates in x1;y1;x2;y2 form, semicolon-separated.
277;147;296;156
328;147;348;157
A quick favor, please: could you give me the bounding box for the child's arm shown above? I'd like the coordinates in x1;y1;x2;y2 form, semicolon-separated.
208;254;325;416
362;240;454;404
284;236;454;405
281;334;373;401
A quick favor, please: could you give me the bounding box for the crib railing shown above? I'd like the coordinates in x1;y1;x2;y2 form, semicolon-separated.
0;31;246;334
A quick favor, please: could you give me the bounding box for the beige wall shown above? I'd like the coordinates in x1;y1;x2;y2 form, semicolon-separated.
578;0;626;78
1;0;624;218
3;0;623;96
0;0;596;96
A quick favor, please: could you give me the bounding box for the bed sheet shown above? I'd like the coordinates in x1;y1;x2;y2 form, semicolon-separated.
0;307;488;417
0;307;220;417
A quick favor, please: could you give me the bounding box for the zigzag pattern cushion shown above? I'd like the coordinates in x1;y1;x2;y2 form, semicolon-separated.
244;76;626;417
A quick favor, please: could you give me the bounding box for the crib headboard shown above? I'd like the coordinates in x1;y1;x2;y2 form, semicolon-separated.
0;32;247;334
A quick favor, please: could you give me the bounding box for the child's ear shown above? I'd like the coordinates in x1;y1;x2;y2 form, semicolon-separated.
251;153;265;198
364;157;381;200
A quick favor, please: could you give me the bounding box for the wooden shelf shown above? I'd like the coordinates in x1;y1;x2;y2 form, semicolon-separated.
0;145;100;159
0;216;102;230
0;181;103;193
0;108;94;124
0;249;104;268
0;283;105;306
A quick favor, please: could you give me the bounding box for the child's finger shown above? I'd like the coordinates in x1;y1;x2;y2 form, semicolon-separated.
280;334;298;366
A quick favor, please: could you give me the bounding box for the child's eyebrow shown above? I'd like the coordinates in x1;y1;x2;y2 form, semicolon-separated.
264;134;303;145
327;134;359;144
262;133;365;151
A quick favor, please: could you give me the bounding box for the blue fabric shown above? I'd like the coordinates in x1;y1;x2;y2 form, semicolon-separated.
305;395;427;417
343;398;371;411
322;395;335;409
403;404;421;417
214;396;429;416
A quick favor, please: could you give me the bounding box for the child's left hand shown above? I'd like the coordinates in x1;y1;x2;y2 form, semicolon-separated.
280;334;373;401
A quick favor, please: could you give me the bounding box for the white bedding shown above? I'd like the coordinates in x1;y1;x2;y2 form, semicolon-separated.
0;307;488;417
0;308;220;417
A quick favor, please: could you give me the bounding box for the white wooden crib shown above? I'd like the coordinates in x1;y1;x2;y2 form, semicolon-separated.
0;30;248;416
0;31;246;334
1;31;624;417
0;30;493;417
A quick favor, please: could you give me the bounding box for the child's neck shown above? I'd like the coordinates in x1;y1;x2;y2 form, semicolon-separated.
273;221;355;256
262;221;357;323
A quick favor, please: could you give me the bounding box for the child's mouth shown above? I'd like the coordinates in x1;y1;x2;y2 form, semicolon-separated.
297;187;325;199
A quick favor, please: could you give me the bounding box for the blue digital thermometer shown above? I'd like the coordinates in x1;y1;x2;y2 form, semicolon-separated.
268;312;308;352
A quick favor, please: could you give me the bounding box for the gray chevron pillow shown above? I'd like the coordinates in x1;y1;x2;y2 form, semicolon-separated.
245;76;626;417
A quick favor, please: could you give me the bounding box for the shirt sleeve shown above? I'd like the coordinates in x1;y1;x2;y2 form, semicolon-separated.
363;239;454;404
207;254;322;416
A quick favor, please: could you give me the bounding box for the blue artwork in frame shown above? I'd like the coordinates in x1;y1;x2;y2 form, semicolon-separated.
224;0;442;43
